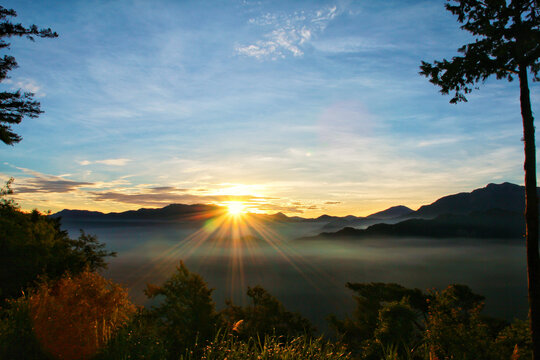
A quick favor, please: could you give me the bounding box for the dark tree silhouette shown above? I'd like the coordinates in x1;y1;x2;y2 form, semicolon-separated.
420;0;540;357
0;6;57;145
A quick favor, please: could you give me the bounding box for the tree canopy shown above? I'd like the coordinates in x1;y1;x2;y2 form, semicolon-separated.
0;181;115;302
221;285;316;341
145;261;219;358
420;0;540;103
0;5;57;145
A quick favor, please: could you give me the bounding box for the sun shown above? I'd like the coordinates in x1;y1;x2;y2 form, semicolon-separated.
227;202;246;216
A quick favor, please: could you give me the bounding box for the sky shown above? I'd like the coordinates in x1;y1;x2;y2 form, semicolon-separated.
0;0;537;217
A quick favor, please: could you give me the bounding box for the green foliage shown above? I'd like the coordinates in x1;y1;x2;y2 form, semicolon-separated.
180;332;351;360
374;299;418;348
0;5;58;145
423;285;495;360
0;296;50;359
0;177;16;208
495;319;533;360
222;285;316;341
0;196;115;302
329;282;526;359
94;310;169;360
329;282;426;358
420;0;540;103
145;261;219;358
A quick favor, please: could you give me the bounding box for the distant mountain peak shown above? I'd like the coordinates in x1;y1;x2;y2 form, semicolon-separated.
270;212;289;220
486;182;518;188
52;203;225;222
367;205;414;220
413;182;528;218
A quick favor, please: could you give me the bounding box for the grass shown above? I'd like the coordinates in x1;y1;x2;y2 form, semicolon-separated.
179;332;351;360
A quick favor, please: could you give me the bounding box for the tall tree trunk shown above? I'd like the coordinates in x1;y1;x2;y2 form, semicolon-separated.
520;64;540;359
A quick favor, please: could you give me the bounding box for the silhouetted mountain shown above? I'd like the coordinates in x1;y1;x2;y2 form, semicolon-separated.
410;183;529;218
52;182;531;237
301;214;342;223
268;212;292;221
305;183;538;239
321;206;413;231
321;217;362;231
304;209;525;240
367;205;414;219
244;212;302;223
53;204;306;227
53;203;226;224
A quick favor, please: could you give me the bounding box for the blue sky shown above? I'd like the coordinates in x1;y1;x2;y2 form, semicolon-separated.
0;0;536;216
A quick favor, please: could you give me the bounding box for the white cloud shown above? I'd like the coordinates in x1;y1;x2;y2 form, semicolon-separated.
97;159;131;166
79;158;131;166
5;78;46;97
311;36;398;54
416;137;464;148
236;5;339;60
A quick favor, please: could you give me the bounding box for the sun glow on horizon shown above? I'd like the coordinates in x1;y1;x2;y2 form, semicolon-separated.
117;198;340;307
226;202;246;216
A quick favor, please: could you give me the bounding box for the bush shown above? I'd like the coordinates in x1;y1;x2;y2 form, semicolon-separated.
0;296;49;359
494;318;532;360
0;181;114;303
222;285;316;341
28;270;136;360
145;261;219;358
424;284;494;360
94;310;169;360
329;282;426;358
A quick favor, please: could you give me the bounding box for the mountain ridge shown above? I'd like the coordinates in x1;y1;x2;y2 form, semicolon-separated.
302;208;525;240
409;182;529;219
305;182;535;239
52;183;529;238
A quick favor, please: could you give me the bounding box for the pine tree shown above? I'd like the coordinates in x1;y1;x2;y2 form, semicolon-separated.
0;6;57;145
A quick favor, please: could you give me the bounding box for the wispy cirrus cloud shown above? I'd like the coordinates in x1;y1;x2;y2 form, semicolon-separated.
4;78;46;97
252;203;307;214
4;165;326;214
6;169;95;194
415;136;470;148
236;5;339;59
79;158;131;166
90;190;273;207
4;166;131;195
14;178;94;194
310;36;398;54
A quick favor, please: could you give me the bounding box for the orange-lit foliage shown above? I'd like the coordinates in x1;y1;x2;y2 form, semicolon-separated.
28;270;136;360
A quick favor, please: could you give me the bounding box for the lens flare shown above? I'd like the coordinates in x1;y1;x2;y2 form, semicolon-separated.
121;203;338;307
227;202;245;216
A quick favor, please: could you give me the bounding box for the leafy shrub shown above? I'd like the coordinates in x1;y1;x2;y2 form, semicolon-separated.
28;270;136;360
221;285;316;341
0;296;49;359
145;261;219;358
494;319;532;360
0;182;114;303
94;310;168;360
374;299;419;352
424;284;494;360
329;282;426;358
